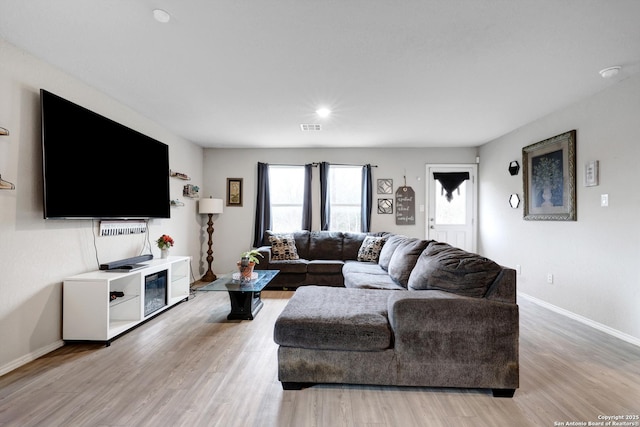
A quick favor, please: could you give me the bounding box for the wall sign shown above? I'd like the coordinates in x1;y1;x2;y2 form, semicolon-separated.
395;186;415;225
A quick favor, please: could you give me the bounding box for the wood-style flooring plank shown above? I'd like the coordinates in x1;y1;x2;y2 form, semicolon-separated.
0;290;639;427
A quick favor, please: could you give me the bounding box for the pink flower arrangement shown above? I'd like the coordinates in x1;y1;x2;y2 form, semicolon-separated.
156;234;174;250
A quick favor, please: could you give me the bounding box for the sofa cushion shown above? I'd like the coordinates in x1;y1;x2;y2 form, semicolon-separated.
343;261;405;290
387;238;431;287
269;234;300;260
378;234;406;271
357;235;385;262
265;230;310;259
274;286;394;351
268;259;309;274
309;231;344;260
307;260;344;274
407;242;502;297
342;260;388;275
342;232;368;260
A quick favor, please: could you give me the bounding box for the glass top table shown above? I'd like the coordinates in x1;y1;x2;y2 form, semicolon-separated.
199;270;279;320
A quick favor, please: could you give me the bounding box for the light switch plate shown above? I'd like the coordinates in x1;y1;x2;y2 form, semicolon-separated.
601;194;609;207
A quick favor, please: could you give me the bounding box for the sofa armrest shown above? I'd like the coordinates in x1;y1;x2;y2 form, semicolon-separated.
254;246;272;270
387;291;519;364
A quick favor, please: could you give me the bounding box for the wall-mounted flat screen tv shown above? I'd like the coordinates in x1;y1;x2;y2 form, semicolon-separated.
41;89;170;219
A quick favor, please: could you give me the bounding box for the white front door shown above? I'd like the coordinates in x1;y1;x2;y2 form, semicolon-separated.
426;164;477;252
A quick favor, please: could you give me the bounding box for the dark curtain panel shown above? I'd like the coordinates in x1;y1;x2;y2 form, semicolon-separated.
253;162;271;247
319;162;331;231
361;164;373;232
433;172;470;202
302;163;313;230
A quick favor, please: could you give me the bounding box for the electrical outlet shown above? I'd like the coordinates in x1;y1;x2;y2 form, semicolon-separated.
516;264;522;275
601;194;609;207
547;273;554;284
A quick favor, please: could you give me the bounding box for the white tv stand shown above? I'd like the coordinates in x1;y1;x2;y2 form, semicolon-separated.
63;256;190;345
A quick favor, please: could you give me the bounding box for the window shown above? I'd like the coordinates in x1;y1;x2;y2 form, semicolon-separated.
435;179;467;225
269;165;305;232
328;165;362;232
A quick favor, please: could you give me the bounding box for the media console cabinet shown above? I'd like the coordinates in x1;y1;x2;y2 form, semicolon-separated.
63;256;190;345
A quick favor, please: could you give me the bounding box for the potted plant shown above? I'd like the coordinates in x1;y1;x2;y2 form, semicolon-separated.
237;249;263;280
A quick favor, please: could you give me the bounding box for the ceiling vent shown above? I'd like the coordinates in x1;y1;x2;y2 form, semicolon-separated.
300;124;322;131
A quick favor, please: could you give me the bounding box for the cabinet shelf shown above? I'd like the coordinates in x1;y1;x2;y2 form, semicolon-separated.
109;294;139;308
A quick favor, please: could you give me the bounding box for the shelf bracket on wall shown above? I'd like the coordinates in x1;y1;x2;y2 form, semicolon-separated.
0;127;14;189
0;174;15;190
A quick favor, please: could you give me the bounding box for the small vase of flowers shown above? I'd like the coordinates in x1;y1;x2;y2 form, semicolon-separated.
157;234;174;258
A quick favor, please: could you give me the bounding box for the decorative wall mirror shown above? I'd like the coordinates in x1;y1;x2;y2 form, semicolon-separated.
508;161;520;176
509;194;520;209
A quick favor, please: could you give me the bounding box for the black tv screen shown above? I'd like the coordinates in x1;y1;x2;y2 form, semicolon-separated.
41;89;170;219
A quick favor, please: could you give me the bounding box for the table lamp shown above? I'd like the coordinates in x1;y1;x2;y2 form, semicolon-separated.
199;197;224;282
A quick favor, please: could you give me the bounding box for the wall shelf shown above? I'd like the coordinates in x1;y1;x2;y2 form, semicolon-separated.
183;184;199;198
0;175;15;190
170;170;191;180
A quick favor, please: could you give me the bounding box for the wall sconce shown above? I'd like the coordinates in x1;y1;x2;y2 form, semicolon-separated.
508;161;520;176
0;127;9;136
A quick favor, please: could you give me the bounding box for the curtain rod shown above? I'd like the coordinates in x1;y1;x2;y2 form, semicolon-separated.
267;163;317;167
312;162;378;168
266;163;378;168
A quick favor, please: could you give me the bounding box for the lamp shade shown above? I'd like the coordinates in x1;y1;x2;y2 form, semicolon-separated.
199;197;224;214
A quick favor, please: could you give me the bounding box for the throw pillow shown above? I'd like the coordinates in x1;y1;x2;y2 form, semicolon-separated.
269;234;300;261
357;236;385;262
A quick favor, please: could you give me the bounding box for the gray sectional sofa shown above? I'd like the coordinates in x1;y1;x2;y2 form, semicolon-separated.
259;230;519;397
255;230;388;288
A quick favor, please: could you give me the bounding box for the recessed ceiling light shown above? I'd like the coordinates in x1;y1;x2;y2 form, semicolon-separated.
599;66;621;79
316;108;331;118
153;9;171;23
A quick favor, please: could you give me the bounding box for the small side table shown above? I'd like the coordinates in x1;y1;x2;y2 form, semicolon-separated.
198;270;279;320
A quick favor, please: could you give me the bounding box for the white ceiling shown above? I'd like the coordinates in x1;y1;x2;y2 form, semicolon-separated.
1;1;639;148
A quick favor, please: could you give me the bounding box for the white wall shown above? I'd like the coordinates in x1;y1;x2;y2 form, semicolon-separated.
201;147;478;275
478;72;640;343
0;39;204;375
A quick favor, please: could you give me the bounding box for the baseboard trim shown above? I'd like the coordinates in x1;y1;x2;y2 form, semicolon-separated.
0;340;64;377
519;293;640;348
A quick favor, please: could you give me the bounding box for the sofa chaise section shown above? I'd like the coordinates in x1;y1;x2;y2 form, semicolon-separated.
274;286;519;396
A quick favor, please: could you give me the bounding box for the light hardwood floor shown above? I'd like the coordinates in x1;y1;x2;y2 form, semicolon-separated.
1;289;639;427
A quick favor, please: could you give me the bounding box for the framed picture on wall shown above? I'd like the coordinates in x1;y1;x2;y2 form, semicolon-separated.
226;178;243;207
522;130;576;221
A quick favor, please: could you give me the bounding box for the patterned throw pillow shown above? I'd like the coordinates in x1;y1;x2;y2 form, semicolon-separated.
269;234;300;260
357;236;385;262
